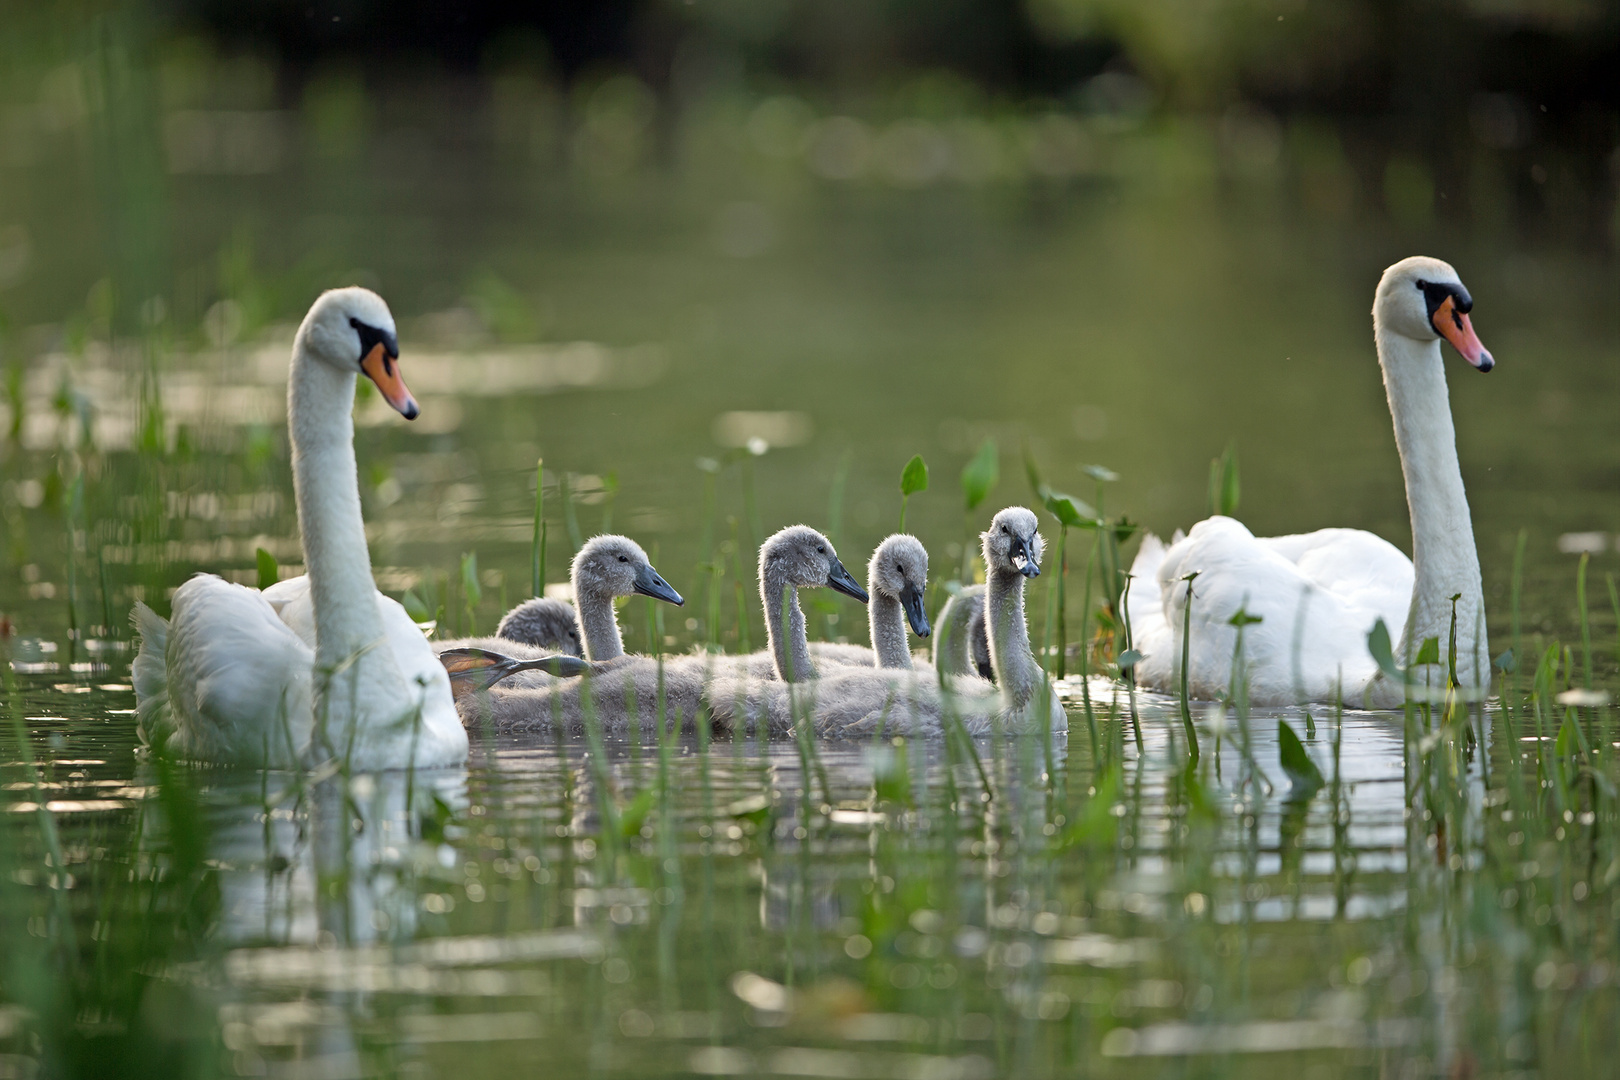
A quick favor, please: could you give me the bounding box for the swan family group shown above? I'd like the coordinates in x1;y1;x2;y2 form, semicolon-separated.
132;255;1496;770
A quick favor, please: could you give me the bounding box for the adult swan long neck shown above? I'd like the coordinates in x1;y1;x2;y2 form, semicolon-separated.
1367;258;1494;705
289;293;423;749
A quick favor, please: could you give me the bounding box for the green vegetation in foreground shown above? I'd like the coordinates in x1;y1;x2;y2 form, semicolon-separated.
0;505;1617;1076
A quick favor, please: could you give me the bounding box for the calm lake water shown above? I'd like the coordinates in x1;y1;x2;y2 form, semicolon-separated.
0;56;1617;1078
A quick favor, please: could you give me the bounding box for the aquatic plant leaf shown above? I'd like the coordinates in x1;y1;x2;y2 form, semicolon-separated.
1082;464;1118;484
1061;764;1123;847
255;547;278;592
619;787;656;838
1227;609;1262;628
961;439;998;511
416;791;455;843
1277;719;1325;798
872;746;914;807
1209;443;1240;517
1412;636;1441;667
1112;517;1139;543
724;792;774;826
1043;492;1095;528
1493;648;1516;674
1117;649;1143;671
460;552;482;609
1367;618;1403;682
1555;711;1578;758
900;454;929;497
1179;765;1217;820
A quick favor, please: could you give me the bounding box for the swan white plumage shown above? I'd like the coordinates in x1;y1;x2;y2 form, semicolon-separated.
1127;256;1495;708
132;287;469;769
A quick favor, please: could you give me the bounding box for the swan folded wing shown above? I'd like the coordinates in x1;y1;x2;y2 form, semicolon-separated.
1140;519;1390;703
261;575;316;648
161;575;315;765
1259;528;1413;634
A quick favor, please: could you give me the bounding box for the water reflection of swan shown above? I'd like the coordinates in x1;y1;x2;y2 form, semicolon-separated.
132;288;468;770
1129;257;1494;708
157;766;469;948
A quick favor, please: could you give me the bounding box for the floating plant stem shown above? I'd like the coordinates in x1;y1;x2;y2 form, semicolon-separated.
532;458;544;597
560;471;583;555
1179;572;1200;768
1078;534;1099;762
1577;552;1592;688
1608;572;1619;668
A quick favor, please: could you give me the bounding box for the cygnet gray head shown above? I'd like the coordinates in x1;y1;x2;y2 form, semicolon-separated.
760;525;869;601
571;535;684;606
982;507;1043;578
867;534;930;637
496;597;583;656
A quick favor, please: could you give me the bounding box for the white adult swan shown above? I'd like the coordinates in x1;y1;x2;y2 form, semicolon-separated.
709;508;1066;738
132;288;469;769
1128;256;1495;708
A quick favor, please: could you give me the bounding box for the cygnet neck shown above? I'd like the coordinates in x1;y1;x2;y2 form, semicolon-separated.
574;578;626;662
289;342;391;675
869;591;912;669
985;567;1041;708
762;561;815;682
1378;328;1487;682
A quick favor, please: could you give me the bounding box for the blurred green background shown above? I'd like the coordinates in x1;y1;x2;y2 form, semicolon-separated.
0;0;1616;649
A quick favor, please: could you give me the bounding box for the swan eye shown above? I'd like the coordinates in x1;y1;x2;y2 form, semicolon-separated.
896;563;904;573
817;545;825;553
1001;525;1009;535
617;555;628;563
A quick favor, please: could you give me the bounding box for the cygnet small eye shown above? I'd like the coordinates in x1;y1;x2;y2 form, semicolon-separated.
817;545;825;553
896;563;903;573
1001;525;1009;534
617;555;629;563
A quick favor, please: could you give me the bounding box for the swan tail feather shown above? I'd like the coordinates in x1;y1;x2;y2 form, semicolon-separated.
1127;532;1168;618
131;602;174;751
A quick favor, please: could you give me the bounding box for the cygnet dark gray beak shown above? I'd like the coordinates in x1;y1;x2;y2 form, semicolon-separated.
826;557;870;603
633;563;685;606
1010;534;1041;577
900;583;931;638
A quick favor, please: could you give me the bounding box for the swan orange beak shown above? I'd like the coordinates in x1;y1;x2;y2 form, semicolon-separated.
1432;296;1494;372
361;343;420;419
